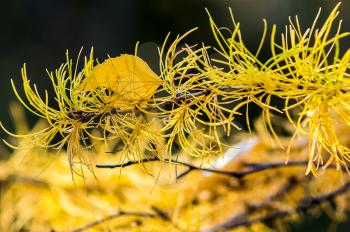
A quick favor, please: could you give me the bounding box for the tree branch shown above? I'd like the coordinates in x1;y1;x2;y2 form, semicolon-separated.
66;83;342;121
96;158;310;179
208;177;301;231
205;180;350;231
70;209;158;232
68;85;240;121
0;174;47;187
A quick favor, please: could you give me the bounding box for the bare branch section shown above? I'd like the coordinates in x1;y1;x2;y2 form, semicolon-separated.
96;158;310;179
205;180;350;232
70;209;158;232
0;174;47;187
219;177;300;226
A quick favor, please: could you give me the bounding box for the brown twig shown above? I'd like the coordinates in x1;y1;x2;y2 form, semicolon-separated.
204;180;350;231
96;157;310;179
70;209;158;232
0;174;47;187
207;177;301;231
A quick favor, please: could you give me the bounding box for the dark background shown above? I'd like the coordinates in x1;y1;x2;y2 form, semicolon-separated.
0;0;350;231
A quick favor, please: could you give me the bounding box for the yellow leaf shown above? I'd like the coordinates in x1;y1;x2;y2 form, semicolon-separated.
79;54;161;109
